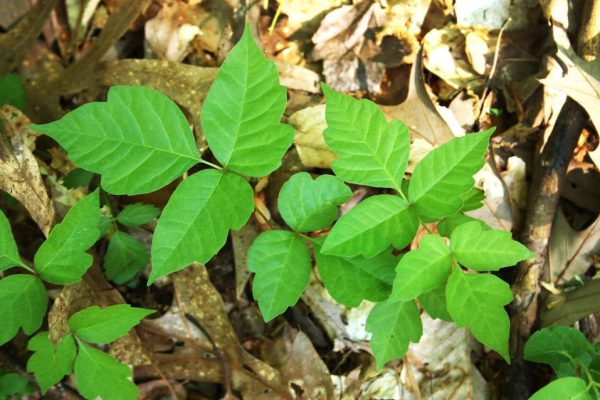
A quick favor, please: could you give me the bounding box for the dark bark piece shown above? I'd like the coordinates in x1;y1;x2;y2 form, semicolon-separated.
505;98;589;399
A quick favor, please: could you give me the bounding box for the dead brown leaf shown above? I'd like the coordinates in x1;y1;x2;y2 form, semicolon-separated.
311;1;387;93
0;106;54;236
0;0;57;74
173;266;292;400
548;209;600;284
382;51;455;146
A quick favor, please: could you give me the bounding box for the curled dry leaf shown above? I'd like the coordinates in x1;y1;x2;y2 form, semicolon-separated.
467;156;527;232
455;0;541;30
421;26;485;94
382;51;455;146
280;331;334;400
548;209;600;284
0;106;54;236
230;219;261;299
172;266;291;399
289;105;336;169
311;2;387;93
145;1;201;62
405;314;491;399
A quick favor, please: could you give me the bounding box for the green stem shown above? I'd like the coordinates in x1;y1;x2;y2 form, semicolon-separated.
197;158;223;170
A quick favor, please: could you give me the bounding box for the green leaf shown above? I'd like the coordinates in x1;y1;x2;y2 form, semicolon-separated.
116;203;160;227
34;190;100;285
0;73;26;111
437;214;486;237
26;332;76;394
459;187;485;212
315;246;396;307
529;377;591;400
451;221;535;271
321;195;418;258
62;168;94;189
418;284;452;321
149;170;253;283
408;130;493;219
0;274;47;345
68;304;154;344
0;373;32;397
278;172;351;232
392;234;452;301
366;298;422;369
322;85;410;191
446;268;512;362
104;232;148;284
74;341;138;400
30;86;200;195
0;209;24;272
525;326;595;375
248;230;311;321
201;25;293;177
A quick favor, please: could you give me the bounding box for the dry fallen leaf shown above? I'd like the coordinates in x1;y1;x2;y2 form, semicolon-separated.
548;209;600;284
145;1;201;62
0;106;54;236
382;51;455;146
311;2;387;93
455;0;540;30
289;105;336;169
280;331;334;400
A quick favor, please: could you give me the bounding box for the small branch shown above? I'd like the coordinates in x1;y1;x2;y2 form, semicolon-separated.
505;98;589;399
185;313;234;398
477;18;511;121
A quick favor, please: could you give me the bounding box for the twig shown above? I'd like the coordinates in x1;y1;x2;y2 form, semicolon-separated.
185;313;234;398
477;18;511;122
506;98;589;399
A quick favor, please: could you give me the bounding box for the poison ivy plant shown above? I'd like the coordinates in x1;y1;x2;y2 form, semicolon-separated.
0;20;547;398
31;86;201;195
34;190;100;284
0;371;33;398
115;203;160;227
525;326;600;399
0;73;26;111
27;305;153;398
0;209;24;272
0;274;47;345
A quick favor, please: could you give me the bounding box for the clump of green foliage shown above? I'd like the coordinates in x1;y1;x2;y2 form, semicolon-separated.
0;25;538;398
525;326;600;399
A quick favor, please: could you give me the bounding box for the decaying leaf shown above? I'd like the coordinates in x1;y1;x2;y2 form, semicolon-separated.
382;51;455;146
548;209;600;284
311;1;387;93
0;106;54;236
405;315;491;399
421;26;485;93
279;0;345;31
231;219;261;299
172;266;291;399
145;1;201;62
467;156;527;231
0;0;57;74
289;105;336;169
280;331;334;400
538;46;600;168
455;0;541;30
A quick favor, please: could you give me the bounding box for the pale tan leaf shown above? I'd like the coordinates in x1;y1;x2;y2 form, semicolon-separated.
539;48;600;137
280;331;334;400
382;51;455;146
290;105;336;169
548;209;600;284
0;106;54;236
